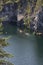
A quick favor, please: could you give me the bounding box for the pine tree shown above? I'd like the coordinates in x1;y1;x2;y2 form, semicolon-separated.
0;18;4;34
0;38;14;65
35;0;43;10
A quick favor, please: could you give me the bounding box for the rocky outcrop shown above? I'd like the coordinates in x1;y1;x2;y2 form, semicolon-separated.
0;0;43;35
30;6;43;35
0;3;18;22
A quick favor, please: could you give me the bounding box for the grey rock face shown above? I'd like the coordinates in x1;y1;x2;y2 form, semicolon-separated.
30;6;43;34
0;3;17;22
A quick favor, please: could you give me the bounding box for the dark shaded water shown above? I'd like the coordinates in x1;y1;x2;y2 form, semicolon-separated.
0;34;43;65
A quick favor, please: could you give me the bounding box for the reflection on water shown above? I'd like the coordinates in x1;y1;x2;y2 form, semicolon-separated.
3;22;30;35
0;35;43;65
3;23;17;34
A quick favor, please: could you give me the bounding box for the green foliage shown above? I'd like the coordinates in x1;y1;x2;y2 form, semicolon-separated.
24;0;43;27
0;0;20;4
2;36;12;40
0;60;14;65
0;23;3;31
26;5;31;14
34;0;43;14
0;49;14;58
0;39;9;47
4;53;14;58
0;18;4;34
24;16;31;26
0;38;14;65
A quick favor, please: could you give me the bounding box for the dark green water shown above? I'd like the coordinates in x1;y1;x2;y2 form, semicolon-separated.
0;34;43;65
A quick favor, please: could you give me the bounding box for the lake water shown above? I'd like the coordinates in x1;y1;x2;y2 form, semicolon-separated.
0;34;43;65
